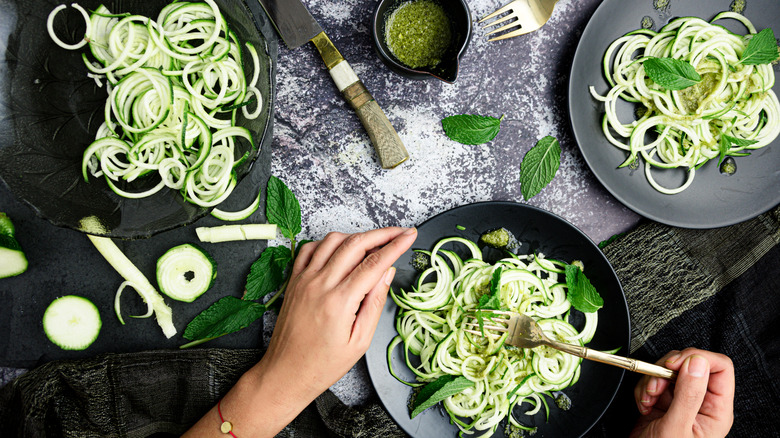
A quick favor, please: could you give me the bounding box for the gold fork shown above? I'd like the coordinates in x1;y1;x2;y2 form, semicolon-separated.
464;310;677;380
479;0;561;41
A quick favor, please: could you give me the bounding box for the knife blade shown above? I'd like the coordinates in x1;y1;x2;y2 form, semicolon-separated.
256;0;409;169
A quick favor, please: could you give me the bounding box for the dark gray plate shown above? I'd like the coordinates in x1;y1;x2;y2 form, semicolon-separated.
0;0;275;238
569;0;780;229
365;202;630;438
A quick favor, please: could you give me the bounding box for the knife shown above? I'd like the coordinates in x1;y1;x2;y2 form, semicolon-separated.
256;0;409;169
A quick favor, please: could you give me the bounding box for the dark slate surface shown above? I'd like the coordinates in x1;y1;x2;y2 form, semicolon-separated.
1;0;642;404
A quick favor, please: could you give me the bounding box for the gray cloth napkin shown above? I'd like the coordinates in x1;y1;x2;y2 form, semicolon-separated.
2;206;778;437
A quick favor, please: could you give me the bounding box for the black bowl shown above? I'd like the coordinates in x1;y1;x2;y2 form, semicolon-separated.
372;0;472;83
0;0;275;238
366;201;630;437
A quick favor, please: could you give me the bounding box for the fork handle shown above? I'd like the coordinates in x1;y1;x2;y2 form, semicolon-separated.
548;341;677;380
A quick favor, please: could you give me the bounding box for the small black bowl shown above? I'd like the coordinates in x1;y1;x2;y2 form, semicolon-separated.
372;0;472;83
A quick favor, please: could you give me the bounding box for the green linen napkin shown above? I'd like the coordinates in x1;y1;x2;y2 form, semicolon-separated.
1;206;778;437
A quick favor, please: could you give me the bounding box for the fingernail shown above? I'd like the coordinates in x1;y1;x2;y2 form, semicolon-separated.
646;377;658;394
403;227;417;236
640;406;650;415
687;355;708;378
385;267;396;286
665;353;681;365
640;396;651;405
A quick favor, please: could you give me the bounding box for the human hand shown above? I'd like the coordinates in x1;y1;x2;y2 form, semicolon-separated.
630;348;735;438
183;227;417;438
258;227;417;399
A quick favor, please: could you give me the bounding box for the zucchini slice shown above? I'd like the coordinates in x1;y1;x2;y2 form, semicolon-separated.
43;295;102;350
0;213;28;279
156;243;216;302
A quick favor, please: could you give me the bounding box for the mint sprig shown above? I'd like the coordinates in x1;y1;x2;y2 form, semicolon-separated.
565;264;603;313
519;136;561;200
182;176;302;348
411;375;475;418
740;28;779;65
643;57;701;90
442;114;504;145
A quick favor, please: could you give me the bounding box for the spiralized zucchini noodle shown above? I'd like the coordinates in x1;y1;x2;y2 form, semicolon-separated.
590;12;780;194
388;237;599;437
47;1;263;207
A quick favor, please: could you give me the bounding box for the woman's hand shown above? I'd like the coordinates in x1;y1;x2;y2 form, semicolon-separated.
260;227;418;398
184;227;417;438
630;347;735;438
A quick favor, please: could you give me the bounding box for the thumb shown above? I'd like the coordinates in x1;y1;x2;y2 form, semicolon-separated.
664;354;710;428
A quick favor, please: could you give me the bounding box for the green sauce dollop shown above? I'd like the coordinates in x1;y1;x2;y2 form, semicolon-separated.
385;0;452;69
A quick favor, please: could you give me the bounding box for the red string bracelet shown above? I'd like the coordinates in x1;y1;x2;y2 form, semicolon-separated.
217;399;238;438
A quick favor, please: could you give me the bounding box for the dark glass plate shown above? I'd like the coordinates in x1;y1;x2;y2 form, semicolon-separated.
365;201;630;438
0;0;274;238
569;0;780;229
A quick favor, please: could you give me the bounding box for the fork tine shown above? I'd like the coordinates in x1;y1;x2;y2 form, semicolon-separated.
463;329;503;338
485;21;524;36
487;26;537;41
464;322;508;332
478;2;515;23
481;14;517;29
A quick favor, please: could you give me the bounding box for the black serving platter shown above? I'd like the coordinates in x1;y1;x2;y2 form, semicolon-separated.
0;0;275;238
365;201;630;438
569;0;780;228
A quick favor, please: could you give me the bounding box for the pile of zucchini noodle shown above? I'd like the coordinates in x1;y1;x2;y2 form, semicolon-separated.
590;12;780;194
47;0;263;207
388;237;599;437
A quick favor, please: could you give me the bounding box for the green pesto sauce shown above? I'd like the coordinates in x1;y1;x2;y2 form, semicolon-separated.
678;72;719;113
386;0;451;69
653;0;669;10
730;0;746;14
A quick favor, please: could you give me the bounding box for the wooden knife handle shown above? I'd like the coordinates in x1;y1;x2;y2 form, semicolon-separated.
311;32;409;169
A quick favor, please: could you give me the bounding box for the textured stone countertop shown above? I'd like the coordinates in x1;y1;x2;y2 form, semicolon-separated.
1;0;642;405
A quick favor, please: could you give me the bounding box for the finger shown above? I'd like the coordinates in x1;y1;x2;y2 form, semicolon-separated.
305;232;349;272
340;228;417;298
634;350;679;414
350;267;396;348
291;240;319;276
320;227;413;282
680;350;735;421
665;354;710;428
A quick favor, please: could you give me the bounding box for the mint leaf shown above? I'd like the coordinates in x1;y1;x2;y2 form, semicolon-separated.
442;114;503;145
411;375;475;418
244;245;292;300
723;135;758;148
266;176;301;239
478;267;503;310
183;296;266;340
643;57;701;90
565;264;603;313
718;135;731;167
718;135;758;166
740;28;779;65
519;136;561;200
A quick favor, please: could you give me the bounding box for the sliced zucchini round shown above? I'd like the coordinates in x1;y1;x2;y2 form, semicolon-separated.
156;243;216;302
43;295;102;351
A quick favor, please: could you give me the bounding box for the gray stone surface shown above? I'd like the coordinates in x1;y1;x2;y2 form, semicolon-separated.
2;0;642;407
